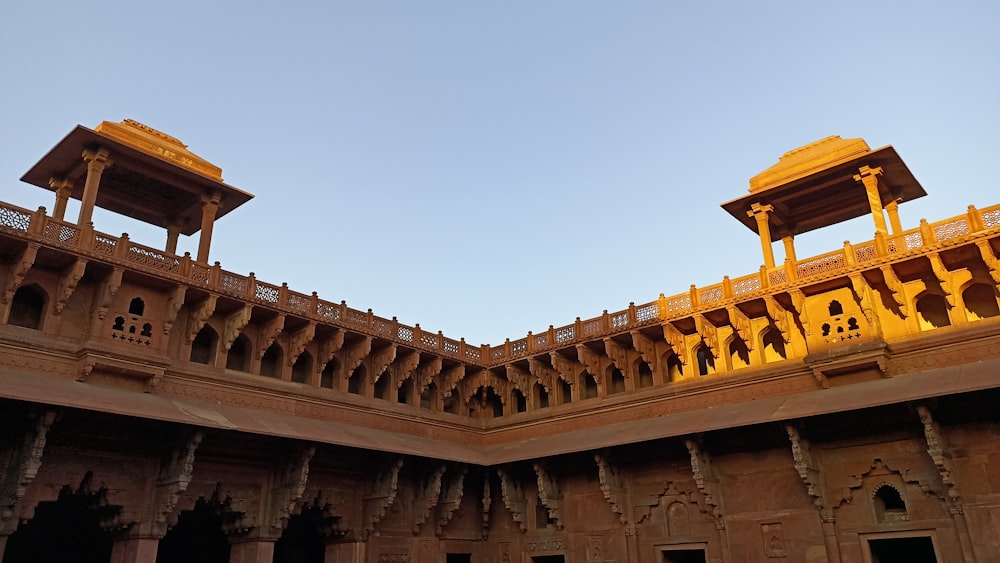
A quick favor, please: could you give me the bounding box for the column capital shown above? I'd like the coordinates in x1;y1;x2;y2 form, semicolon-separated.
747;202;774;217
852;165;883;183
82;147;113;167
201;191;221;206
48;177;74;191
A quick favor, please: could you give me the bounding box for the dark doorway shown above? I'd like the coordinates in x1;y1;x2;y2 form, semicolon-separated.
868;536;938;563
662;549;707;563
531;556;565;563
156;498;230;563
2;488;112;563
446;555;472;563
273;505;325;563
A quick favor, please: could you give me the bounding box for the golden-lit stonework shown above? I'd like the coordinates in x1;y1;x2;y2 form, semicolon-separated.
94;119;224;181
1;123;998;563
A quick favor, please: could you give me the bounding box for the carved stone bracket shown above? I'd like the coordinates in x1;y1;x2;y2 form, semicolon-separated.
525;357;552;392
496;467;527;533
916;405;962;512
880;265;908;316
412;464;446;534
284;323;316;366
533;462;564;530
163;285;187;336
603;338;630;375
785;425;830;520
927;253;955;307
788;289;810;336
574;345;603;392
342;337;373;376
726;306;753;349
441;363;465;395
54;258;87;314
435;465;467;536
255;314;286;360
415;355;442;393
97;268;124;320
184;295;217;344
269;444;316;531
391;350;421;389
0;409;57;535
363;457;403;540
151;430;203;537
315;330;345;374
222;305;252;352
684;437;724;529
662;322;687;364
504;363;530;393
630;330;659;373
549;352;582;383
368;343;397;384
2;243;37;304
976;240;1000;284
694;314;718;354
848;273;878;326
763;296;791;343
593;451;628;525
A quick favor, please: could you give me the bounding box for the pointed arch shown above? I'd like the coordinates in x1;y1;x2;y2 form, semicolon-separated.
915;292;951;330
260;342;283;377
226;334;251;372
292;351;313;383
8;284;46;329
190;324;218;365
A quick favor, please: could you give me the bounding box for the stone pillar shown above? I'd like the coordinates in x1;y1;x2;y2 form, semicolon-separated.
782;235;797;264
77;148;112;226
325;541;366;563
748;203;776;268
853;166;888;236
109;537;159;563
196;192;221;264
229;539;275;563
49;178;74;221
885;199;903;235
165;224;181;256
821;520;841;562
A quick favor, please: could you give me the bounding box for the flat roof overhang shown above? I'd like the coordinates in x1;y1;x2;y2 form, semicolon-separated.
21;126;253;235
2;356;997;466
720;145;926;240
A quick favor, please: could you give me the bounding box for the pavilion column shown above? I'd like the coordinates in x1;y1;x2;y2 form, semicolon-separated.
325;541;366;563
165;224;181;256
853;165;889;236
109;537;159;563
77;148;112;226
884;199;903;235
49;178;74;221
229;539;275;563
196;192;221;264
748;203;776;268
782;235;797;264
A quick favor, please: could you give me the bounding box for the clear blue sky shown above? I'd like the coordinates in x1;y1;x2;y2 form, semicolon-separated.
2;1;997;345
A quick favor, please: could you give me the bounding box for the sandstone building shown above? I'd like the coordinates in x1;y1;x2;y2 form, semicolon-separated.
1;121;999;563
